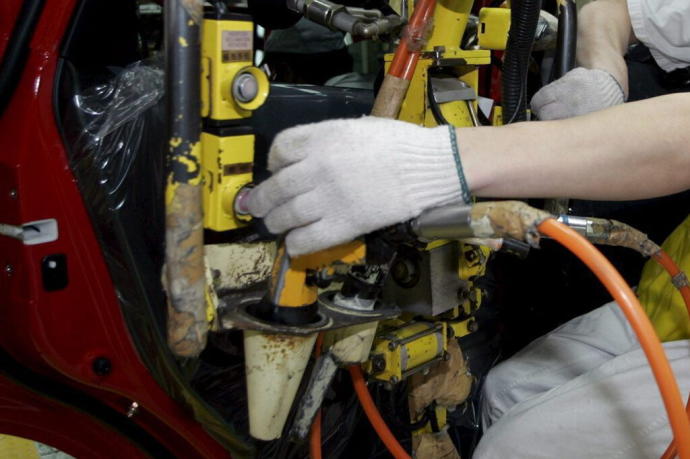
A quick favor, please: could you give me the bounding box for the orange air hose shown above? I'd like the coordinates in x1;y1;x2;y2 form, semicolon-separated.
309;333;325;459
648;251;690;459
349;365;412;459
652;250;690;313
388;0;436;80
538;219;690;459
660;393;690;459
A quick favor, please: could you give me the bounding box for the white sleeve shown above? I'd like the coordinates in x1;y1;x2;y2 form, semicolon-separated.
627;0;690;72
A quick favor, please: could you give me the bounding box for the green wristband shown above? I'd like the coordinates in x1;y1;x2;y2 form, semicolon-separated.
448;125;471;204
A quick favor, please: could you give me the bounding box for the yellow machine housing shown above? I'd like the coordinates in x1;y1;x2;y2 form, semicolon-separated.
478;7;511;50
365;321;447;384
201;14;269;232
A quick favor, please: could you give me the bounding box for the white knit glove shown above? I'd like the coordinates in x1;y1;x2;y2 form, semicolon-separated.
248;117;469;256
530;67;625;120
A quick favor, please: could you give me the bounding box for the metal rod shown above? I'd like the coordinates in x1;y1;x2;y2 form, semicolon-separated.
164;0;207;358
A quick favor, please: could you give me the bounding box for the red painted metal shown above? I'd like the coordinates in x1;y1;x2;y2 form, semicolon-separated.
0;1;231;457
0;374;148;458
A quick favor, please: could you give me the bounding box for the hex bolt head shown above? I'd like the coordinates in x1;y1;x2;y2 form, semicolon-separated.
372;356;386;373
388;341;398;351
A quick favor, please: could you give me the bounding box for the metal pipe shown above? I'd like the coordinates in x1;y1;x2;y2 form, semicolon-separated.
410;204;473;240
552;0;577;80
164;0;207;358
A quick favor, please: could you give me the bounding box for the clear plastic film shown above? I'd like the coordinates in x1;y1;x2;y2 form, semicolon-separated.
58;59;254;457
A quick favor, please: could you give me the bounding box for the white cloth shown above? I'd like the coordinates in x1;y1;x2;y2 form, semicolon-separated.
628;0;690;72
476;301;690;458
248;117;467;256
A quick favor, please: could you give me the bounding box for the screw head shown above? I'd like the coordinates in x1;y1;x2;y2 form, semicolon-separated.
389;376;399;384
4;264;13;276
468;320;479;333
8;189;17;199
372;356;386;373
388;341;398;351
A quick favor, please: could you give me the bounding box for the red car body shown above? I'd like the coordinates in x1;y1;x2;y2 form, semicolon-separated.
0;1;230;456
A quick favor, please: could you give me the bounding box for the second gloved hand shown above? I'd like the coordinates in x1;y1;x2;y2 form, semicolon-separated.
248;117;468;256
531;67;625;120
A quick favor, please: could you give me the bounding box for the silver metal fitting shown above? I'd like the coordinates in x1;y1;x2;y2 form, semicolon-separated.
411;205;474;240
556;215;589;236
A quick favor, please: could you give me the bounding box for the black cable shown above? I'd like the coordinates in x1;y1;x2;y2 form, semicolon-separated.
502;0;542;124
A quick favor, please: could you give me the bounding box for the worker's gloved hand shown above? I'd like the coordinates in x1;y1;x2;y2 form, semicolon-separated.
530;67;625;120
248;117;467;256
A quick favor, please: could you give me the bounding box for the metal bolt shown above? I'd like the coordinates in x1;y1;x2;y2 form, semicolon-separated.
127;401;139;418
389;376;399;385
468;320;479;333
372;355;386;373
4;264;13;276
8;189;17;199
92;357;112;376
388;341;398;351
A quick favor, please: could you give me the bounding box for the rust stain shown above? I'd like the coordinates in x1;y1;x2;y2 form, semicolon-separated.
165;183;207;357
471;201;550;245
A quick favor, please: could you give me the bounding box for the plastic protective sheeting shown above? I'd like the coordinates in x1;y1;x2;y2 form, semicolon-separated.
58;59;255;457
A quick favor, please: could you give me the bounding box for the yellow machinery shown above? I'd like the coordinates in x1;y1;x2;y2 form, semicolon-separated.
201;11;269;232
196;0;507;451
364;0;503;451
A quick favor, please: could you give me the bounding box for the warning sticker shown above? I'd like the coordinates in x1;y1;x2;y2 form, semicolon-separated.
222;30;253;62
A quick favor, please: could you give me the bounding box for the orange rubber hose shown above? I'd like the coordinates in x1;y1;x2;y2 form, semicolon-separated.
389;0;436;80
649;251;690;459
538;219;690;459
349;365;412;459
309;333;325;459
660;393;690;459
652;251;690;312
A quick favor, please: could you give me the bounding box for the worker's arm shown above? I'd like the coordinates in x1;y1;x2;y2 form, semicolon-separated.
531;0;635;120
249;94;690;255
576;0;635;97
465;93;690;200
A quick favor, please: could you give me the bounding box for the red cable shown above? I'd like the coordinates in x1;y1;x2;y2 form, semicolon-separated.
538;219;690;459
349;365;412;459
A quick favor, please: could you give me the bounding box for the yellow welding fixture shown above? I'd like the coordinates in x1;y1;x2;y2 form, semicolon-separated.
200;14;269;232
201;16;269;120
478;7;511;50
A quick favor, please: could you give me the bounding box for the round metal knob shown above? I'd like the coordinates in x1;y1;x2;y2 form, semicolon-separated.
233;72;259;103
